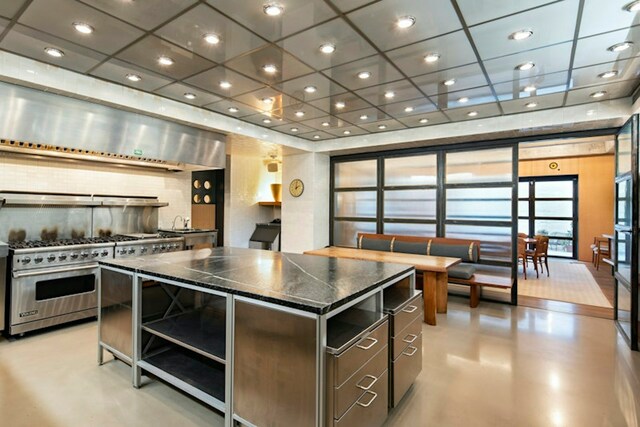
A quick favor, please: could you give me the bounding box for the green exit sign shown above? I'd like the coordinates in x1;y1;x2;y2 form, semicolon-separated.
133;149;143;156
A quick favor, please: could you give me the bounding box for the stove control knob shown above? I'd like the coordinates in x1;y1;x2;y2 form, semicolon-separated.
21;256;31;264
152;245;159;253
59;254;68;261
47;255;56;262
118;249;127;255
101;250;109;257
70;253;79;260
91;251;99;258
140;247;148;254
34;256;44;264
80;252;89;259
128;248;135;255
160;245;167;251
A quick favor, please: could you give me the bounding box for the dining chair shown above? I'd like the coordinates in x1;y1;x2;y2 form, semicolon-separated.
517;237;528;280
595;238;610;270
518;232;528;238
527;235;549;278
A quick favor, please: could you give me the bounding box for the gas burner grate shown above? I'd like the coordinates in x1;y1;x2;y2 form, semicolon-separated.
8;236;137;250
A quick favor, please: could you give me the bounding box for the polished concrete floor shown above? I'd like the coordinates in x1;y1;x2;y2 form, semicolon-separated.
1;297;639;427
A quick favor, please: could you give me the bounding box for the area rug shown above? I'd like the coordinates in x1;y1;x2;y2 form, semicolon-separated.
517;260;612;308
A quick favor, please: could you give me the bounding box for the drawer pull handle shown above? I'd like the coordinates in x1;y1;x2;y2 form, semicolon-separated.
403;334;418;344
356;374;378;391
356;337;378;350
402;305;418;314
403;346;418;357
356;390;378;408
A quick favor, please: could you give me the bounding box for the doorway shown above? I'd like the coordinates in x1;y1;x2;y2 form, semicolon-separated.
518;176;578;259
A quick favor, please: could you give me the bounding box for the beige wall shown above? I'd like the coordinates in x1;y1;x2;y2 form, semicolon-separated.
519;155;615;262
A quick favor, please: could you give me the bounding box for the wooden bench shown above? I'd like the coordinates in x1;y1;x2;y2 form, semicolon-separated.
357;233;514;307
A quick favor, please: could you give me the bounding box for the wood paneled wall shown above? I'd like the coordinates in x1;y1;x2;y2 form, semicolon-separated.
519;155;615;262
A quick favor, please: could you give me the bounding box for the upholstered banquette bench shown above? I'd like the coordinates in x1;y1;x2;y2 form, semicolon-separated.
357;233;513;307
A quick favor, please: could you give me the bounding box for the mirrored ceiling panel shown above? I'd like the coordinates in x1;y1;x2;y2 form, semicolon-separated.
90;58;174;92
0;0;28;19
81;0;198;31
456;0;555;26
224;44;314;84
184;66;264;98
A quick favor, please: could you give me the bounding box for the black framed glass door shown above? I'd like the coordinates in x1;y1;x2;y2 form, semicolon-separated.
518;176;578;259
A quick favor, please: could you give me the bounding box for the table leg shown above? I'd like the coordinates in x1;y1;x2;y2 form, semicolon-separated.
436;272;448;313
423;271;437;325
470;286;480;308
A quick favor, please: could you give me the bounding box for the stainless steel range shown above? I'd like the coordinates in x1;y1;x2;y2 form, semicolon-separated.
6;234;184;336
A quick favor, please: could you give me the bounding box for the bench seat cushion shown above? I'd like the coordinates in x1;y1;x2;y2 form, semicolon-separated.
448;263;476;280
430;242;479;262
360;236;392;251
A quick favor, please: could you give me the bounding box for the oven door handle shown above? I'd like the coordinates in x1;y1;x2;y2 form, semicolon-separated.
12;264;99;279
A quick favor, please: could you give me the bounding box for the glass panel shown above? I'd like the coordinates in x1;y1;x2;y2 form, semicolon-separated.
535;180;573;198
385;154;437;186
334;191;376;218
36;274;95;300
548;238;573;257
518;201;529;217
446;147;512;184
617;281;632;339
617;231;631;284
518;219;529;235
446;187;511;221
333;221;376;247
518;181;530;197
534;220;573;238
535;201;573;218
384;189;436;219
617;120;632;175
616;179;631;227
445;224;511;262
383;222;436;236
335;160;377;188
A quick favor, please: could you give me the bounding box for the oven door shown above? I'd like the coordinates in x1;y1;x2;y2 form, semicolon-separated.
10;263;99;326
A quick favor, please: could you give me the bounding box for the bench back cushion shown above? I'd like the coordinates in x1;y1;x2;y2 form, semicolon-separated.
393;240;429;255
359;236;392;251
429;242;479;262
356;233;480;262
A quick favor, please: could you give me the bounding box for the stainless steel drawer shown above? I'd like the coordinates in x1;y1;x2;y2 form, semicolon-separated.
392;333;422;407
392;294;422;336
392;314;422;360
332;321;388;387
333;344;388;420
335;370;389;427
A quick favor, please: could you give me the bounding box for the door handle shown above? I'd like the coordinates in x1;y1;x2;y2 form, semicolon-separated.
403;334;418;344
12;264;98;278
356;374;378;391
356;390;378;408
356;337;378;350
402;305;418;314
403;346;418;357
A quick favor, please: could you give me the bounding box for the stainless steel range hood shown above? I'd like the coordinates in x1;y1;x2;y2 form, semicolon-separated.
0;81;225;170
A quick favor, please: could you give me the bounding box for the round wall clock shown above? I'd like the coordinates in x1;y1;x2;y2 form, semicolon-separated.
289;178;304;197
549;161;559;170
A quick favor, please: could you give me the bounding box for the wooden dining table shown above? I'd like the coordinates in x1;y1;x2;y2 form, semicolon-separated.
303;246;461;326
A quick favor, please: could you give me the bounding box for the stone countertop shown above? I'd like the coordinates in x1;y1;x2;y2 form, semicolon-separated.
99;247;413;314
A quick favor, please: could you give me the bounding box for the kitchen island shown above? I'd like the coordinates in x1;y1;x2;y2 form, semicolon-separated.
98;247;421;427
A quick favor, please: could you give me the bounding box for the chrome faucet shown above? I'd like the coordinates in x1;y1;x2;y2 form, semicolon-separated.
172;215;190;230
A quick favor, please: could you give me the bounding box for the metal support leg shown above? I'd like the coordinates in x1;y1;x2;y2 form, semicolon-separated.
132;274;142;388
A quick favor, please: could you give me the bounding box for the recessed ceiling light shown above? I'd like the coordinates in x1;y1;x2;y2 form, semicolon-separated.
396;16;416;29
220;81;232;89
183;92;196;100
335;101;346;109
360;114;369;120
419;118;428;124
443;79;456;86
263;3;284;16
516;61;535;71
458;97;469;103
509;29;533;40
404;106;414;112
158;56;174;66
467;111;478;117
384;91;395;99
44;47;64;58
262;64;277;74
357;71;371;79
321;121;330;127
263;118;272;124
73;22;94;34
313;135;320;139
319;43;336;54
424;53;440;63
228;107;239;113
343;130;351;135
524;85;536;92
586;110;595;116
608;41;633;52
262;97;274;104
290;127;299;132
623;0;640;12
125;73;141;82
295;111;305;117
525;102;537;108
203;33;220;45
304;85;317;93
598;70;618;79
590;91;607;98
378;124;387;130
